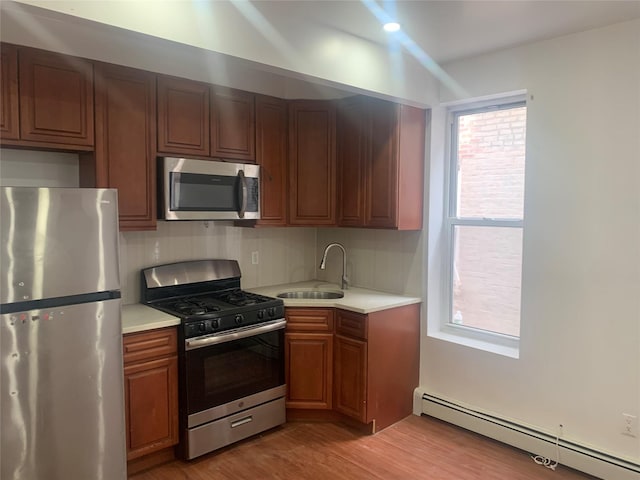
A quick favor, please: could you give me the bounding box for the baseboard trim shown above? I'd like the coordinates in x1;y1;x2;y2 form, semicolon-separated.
419;391;640;480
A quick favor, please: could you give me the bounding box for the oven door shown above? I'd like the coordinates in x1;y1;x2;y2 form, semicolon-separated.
183;319;285;427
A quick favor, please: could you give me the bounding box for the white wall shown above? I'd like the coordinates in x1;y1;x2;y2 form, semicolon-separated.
423;19;640;463
1;0;439;106
0;149;79;187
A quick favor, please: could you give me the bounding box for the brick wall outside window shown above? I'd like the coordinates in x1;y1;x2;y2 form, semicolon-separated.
452;106;526;337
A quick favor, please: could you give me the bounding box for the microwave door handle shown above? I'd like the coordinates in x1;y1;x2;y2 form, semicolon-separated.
237;170;247;218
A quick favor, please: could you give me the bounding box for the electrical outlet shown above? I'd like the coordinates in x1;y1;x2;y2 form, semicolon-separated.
251;251;259;265
622;413;638;437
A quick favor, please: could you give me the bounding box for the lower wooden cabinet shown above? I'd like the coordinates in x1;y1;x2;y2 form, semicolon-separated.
333;305;420;432
285;304;420;433
123;327;179;462
285;308;334;410
333;334;367;422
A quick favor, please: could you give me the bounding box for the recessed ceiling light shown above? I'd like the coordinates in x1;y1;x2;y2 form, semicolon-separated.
383;22;400;33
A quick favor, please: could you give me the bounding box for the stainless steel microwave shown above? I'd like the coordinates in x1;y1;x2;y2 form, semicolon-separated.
159;157;260;221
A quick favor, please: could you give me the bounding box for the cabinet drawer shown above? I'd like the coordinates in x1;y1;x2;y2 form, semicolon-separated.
285;308;334;333
335;309;367;340
123;327;177;365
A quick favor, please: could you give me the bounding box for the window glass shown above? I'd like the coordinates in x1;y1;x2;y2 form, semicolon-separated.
447;99;526;339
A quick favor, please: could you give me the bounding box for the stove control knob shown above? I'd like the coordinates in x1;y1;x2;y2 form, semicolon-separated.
234;314;244;325
267;307;276;318
257;310;265;320
198;322;206;332
212;319;219;329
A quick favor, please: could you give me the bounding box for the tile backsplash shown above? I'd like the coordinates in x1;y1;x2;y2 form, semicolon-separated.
120;223;424;304
316;228;424;298
120;222;317;304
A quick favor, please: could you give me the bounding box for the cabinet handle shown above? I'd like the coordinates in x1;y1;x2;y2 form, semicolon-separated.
231;416;253;428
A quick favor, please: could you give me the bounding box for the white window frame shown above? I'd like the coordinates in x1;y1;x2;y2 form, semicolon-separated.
440;93;527;356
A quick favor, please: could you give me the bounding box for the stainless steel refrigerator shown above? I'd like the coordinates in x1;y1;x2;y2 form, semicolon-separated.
0;187;126;480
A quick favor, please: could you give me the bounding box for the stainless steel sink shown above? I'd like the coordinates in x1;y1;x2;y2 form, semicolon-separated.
276;290;344;299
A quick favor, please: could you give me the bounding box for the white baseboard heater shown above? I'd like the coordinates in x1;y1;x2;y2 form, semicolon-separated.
421;393;640;480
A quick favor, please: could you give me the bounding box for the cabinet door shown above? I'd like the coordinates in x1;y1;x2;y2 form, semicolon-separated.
92;63;156;231
211;86;255;162
288;100;336;226
255;94;287;225
157;75;210;157
18;48;94;148
334;334;367;423
0;44;19;140
124;356;179;460
395;105;426;230
365;98;399;228
336;96;367;227
285;332;333;409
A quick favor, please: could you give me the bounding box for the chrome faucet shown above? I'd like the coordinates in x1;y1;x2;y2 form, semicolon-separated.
319;242;348;290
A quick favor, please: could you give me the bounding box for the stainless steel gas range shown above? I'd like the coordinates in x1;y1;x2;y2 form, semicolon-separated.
141;259;286;460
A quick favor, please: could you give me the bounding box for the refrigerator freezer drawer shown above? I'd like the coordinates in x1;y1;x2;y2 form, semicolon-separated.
1;298;126;480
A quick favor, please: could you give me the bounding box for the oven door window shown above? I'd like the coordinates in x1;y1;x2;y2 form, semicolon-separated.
185;328;284;415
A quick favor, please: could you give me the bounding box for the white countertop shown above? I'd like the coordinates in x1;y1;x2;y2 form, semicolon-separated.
247;281;421;314
121;303;180;335
121;282;421;334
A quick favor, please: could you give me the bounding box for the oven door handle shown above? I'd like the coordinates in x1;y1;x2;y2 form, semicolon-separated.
185;319;286;350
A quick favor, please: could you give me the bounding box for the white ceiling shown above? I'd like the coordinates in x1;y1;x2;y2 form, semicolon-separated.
251;0;640;63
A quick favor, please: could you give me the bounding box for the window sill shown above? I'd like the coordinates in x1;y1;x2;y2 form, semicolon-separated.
429;326;520;359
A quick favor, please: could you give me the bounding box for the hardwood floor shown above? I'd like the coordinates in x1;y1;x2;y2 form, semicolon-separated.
131;415;597;480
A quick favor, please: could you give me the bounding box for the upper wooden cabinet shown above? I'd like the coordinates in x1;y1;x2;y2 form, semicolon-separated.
85;62;157;231
1;45;94;150
255;94;288;225
288;100;336;226
337;96;427;230
0;44;19;140
211;86;255;161
157;76;256;162
157;75;210;157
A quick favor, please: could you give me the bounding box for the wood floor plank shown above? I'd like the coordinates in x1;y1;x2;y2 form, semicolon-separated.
130;415;597;480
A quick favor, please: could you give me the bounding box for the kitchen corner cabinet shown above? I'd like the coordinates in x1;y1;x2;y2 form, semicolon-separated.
157;75;210;157
255;94;288;225
123;327;179;462
285;308;334;410
83;62;157;231
1;45;94;149
337;96;427;230
211;86;255;162
333;304;420;432
288;100;336;226
0;44;19;140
